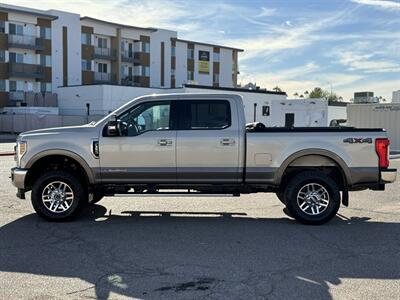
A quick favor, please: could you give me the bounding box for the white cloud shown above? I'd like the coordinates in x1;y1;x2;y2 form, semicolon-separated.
351;0;400;10
256;7;276;17
333;50;400;73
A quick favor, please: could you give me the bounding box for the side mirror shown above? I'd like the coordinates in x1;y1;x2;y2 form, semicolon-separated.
107;115;119;136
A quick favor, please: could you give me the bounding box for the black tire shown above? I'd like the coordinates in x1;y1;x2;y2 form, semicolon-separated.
284;171;340;225
276;192;286;204
31;170;88;221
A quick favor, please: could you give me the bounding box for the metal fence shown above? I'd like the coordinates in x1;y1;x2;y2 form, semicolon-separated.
0;114;104;134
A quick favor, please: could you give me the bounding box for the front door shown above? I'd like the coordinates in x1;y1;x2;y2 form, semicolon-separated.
176;99;240;183
99;101;176;183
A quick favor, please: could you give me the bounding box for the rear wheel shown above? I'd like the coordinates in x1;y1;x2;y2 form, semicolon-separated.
31;171;87;221
284;171;340;225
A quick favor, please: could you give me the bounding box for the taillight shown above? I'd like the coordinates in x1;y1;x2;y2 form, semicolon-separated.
375;138;390;168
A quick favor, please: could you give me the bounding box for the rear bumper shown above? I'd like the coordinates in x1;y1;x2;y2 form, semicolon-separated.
11;167;28;189
380;168;397;184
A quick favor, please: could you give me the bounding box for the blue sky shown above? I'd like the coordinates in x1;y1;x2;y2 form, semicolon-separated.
5;0;400;100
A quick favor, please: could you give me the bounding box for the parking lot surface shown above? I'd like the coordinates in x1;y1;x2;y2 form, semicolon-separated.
0;142;399;299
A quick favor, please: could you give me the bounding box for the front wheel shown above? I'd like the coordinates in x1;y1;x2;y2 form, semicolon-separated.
31;171;87;221
284;171;340;225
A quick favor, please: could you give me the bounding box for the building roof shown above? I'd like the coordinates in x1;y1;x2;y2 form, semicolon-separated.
80;16;157;32
328;101;349;107
173;38;244;52
184;84;287;95
0;4;58;20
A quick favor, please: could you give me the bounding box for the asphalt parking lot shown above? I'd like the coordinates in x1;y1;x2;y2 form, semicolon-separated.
0;142;399;300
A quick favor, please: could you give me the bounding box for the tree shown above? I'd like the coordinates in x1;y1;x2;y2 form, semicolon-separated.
299;94;304;98
293;92;299;98
304;90;309;98
273;86;283;92
309;87;329;99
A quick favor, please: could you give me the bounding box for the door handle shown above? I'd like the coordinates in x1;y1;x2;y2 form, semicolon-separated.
158;139;173;146
220;138;235;146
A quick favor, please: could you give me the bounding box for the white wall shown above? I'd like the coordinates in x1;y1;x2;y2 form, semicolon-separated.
347;103;400;151
392;90;400;103
149;29;176;88
328;106;347;124
49;10;82;89
175;41;187;87
219;48;233;87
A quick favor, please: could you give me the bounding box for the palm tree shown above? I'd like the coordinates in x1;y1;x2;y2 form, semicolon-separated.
293;92;299;98
299;94;304;98
273;86;282;92
304;90;309;97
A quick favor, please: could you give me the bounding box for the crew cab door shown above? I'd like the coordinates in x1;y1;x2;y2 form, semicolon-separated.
99;100;177;183
176;99;241;183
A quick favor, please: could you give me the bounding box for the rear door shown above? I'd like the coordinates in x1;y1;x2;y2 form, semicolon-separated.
176;99;240;183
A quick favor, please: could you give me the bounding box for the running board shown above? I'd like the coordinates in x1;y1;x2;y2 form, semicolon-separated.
114;193;239;197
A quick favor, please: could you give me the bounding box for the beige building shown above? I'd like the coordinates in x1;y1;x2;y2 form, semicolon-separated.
0;3;243;110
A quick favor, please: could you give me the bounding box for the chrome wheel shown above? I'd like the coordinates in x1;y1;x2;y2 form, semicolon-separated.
42;181;74;213
297;183;330;216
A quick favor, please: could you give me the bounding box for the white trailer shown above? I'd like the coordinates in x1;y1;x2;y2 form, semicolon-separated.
347;103;400;152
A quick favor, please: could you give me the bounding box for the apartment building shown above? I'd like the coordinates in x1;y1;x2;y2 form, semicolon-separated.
0;4;243;109
0;6;56;107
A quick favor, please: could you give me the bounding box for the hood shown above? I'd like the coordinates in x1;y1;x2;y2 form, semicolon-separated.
19;124;98;140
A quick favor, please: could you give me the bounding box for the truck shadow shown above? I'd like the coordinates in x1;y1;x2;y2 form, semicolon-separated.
1;205;399;299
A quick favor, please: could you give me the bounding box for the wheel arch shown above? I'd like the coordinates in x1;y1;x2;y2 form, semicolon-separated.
275;149;352;187
25;150;96;188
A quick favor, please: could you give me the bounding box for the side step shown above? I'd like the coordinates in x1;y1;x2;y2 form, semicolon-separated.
114;192;239;197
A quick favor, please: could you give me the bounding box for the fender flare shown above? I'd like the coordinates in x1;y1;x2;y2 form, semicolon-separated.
274;148;352;185
25;149;96;184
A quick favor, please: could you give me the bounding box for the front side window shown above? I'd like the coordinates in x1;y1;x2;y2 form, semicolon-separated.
182;100;231;130
118;101;171;136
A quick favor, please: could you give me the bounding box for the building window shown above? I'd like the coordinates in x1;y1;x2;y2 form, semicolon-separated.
81;33;91;45
213;52;220;62
142;42;150;53
81;60;91;71
40;27;51;39
213;73;219;84
9;52;24;63
142;66;150;77
9;80;24;92
97;37;108;48
40;55;51;67
0;21;5;33
187;70;194;81
97;63;108;73
187;48;194;60
0;50;5;62
171;68;175;79
171;46;176;57
40;82;52;93
9;23;23;35
0;79;5;91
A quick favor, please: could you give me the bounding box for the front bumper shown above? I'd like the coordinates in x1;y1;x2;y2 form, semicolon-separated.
380;168;397;183
11;167;28;189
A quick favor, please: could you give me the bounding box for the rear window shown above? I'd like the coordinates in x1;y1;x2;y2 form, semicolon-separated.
182;100;231;130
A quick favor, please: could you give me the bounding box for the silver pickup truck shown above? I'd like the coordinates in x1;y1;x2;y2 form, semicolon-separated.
11;93;397;224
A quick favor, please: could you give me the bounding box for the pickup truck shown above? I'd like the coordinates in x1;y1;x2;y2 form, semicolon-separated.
11;93;397;225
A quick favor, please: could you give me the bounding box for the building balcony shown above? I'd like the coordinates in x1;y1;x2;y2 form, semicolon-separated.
8;34;45;50
9;91;25;101
121;50;140;63
94;72;116;84
94;47;117;60
9;63;44;79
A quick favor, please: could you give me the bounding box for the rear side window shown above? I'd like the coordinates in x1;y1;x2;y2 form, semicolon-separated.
181;100;231;130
